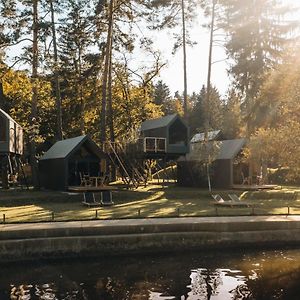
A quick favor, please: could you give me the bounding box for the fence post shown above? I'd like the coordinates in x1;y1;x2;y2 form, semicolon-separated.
215;207;218;216
288;206;290;215
177;207;180;217
95;210;98;219
138;209;141;217
3;214;5;224
51;212;54;221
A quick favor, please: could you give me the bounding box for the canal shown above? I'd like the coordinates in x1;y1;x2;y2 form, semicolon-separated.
1;247;300;299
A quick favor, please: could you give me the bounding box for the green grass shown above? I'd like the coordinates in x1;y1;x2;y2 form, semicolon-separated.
1;183;300;223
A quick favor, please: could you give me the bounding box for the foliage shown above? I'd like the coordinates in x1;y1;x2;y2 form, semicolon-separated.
245;50;300;181
1;68;56;149
188;85;223;136
222;89;242;139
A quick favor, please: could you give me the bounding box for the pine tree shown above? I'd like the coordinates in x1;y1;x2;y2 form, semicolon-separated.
153;80;171;107
219;0;297;133
222;89;242;139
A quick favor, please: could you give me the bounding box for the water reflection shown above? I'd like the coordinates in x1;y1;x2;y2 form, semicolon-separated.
2;248;300;300
186;268;251;300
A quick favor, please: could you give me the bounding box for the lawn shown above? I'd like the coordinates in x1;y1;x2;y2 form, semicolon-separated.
1;183;300;223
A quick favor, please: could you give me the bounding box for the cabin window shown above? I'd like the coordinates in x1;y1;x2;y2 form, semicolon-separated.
0;115;6;141
169;119;187;145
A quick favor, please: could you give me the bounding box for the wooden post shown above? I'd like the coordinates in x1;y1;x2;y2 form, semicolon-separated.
3;214;5;224
288;206;290;215
95;210;98;219
138;209;141;217
51;211;54;221
1;156;9;189
177;207;180;217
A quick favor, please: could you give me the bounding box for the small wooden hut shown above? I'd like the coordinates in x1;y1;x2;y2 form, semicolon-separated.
139;114;189;158
177;138;246;188
39;135;105;190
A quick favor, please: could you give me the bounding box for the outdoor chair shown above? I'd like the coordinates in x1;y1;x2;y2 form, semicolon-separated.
228;193;243;202
241;172;250;185
82;192;101;207
80;173;91;187
211;194;225;203
100;190;114;206
212;194;252;208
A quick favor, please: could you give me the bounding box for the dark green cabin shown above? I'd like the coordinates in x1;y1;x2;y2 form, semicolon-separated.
39;135;105;190
140;114;189;158
177;138;246;188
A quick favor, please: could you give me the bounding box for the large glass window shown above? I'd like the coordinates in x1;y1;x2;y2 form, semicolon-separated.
169;119;187;145
0;115;6;141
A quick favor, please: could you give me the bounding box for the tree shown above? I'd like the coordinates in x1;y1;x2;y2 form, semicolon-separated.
49;0;63;140
30;0;40;188
222;89;242;139
188;87;206;135
245;48;300;182
112;63;163;139
181;0;188;120
219;0;297;134
58;0;96;136
153;80;171;107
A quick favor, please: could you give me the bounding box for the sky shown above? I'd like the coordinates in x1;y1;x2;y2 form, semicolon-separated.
6;0;299;98
143;0;299;97
155;15;228;96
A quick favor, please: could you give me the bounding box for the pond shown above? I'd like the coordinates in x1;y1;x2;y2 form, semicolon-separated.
1;247;300;299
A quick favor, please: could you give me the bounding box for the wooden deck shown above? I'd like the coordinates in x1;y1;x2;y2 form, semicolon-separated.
68;185;116;192
232;184;279;191
213;201;252;208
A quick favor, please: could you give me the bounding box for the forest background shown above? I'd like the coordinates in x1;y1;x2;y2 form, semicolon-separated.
1;0;300;185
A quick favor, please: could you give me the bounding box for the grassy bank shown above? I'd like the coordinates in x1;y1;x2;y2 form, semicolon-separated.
1;183;300;223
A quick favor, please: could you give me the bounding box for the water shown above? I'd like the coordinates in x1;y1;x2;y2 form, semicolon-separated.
1;248;300;299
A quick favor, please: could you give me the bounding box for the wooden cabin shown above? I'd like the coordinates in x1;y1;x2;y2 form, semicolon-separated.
139;114;189;158
39;135;105;190
0;108;23;155
177;138;246;188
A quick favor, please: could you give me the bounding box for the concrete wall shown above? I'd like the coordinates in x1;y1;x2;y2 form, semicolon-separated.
1;216;300;262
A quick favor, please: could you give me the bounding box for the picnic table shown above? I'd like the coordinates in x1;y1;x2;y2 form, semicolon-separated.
68;185;116;207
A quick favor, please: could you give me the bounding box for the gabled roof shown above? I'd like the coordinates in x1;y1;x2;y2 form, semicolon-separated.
190;130;221;143
140;114;179;131
179;138;246;162
40;135;103;160
217;139;246;160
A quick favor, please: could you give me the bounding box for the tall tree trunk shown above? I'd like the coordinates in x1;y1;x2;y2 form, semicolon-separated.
0;82;5;110
107;48;114;142
49;0;63;141
204;0;216;192
30;0;39;188
78;49;85;135
181;0;188;120
107;12;114;143
1;156;9;189
100;0;114;144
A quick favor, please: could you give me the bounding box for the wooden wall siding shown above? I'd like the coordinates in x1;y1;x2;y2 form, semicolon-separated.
0;110;23;155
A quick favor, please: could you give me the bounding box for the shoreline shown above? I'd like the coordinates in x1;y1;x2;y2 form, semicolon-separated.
1;215;300;261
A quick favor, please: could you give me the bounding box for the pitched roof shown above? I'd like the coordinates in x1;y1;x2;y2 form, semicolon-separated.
140;114;178;131
40;135;102;160
190;130;221;143
217;139;246;159
179;138;246;162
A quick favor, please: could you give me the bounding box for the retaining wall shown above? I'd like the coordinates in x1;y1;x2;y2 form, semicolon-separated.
1;216;300;261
